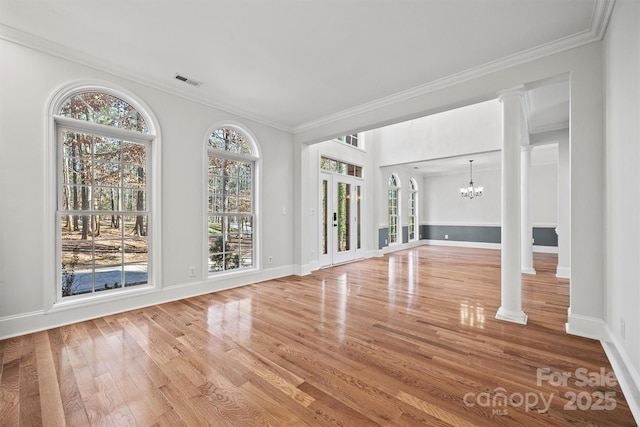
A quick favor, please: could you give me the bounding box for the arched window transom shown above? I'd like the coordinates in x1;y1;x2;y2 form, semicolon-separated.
59;92;149;133
208;127;254;156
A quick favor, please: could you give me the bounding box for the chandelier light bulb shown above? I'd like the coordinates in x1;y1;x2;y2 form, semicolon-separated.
460;160;483;199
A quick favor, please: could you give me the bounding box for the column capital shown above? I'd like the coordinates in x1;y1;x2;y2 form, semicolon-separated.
497;85;525;102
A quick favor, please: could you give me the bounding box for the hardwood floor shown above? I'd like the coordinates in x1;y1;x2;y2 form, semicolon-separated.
0;246;636;426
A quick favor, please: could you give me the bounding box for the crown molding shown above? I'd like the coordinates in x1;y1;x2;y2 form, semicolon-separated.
591;0;616;39
0;23;294;134
293;0;615;135
1;0;614;138
529;121;571;135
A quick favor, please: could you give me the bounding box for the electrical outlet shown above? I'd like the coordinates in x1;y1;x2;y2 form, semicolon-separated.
188;266;196;277
445;234;449;240
268;256;273;264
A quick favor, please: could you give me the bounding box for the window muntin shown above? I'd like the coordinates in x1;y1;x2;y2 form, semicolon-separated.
209;127;252;155
59;92;149;133
336;134;359;147
408;178;418;241
388;174;399;244
207;127;256;274
57;91;152;298
320;156;362;177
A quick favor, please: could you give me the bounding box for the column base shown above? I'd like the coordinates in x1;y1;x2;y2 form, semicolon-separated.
496;307;528;325
522;267;536;275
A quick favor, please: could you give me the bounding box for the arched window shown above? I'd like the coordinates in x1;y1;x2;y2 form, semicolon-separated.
207;126;258;274
408;178;418;241
54;88;158;300
388;174;400;245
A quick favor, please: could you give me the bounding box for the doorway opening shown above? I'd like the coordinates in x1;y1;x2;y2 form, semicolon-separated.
319;157;365;267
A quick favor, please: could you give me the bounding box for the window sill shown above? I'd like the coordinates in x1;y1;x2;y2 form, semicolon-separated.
207;267;259;281
47;284;158;314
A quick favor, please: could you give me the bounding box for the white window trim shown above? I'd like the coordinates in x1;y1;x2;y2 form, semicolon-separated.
333;133;366;152
202;122;261;280
409;178;419;241
45;81;162;313
388;173;401;245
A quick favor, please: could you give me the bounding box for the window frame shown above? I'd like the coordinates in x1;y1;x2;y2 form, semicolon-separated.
204;124;260;278
388;173;400;245
46;82;162;311
408;178;418;241
335;133;364;151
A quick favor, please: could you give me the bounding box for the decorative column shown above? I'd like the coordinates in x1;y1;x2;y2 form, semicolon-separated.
521;145;536;274
496;87;528;325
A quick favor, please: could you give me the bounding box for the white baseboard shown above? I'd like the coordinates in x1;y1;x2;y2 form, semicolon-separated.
601;324;640;425
423;240;560;254
381;240;426;254
366;249;384;258
424;239;501;250
565;310;639;423
556;266;571;279
532;245;558;254
0;265;293;340
565;307;605;340
293;263;313;276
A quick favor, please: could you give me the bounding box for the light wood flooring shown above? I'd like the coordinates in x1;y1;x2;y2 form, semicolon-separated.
0;246;637;426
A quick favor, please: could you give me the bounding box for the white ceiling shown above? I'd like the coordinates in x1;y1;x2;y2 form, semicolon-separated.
0;0;611;136
406;143;560;176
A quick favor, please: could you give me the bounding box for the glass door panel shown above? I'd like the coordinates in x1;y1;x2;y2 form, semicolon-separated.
319;172;364;267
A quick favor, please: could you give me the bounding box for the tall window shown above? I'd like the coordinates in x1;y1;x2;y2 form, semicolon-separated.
408;178;418;241
388;174;400;245
207;127;257;274
56;90;155;299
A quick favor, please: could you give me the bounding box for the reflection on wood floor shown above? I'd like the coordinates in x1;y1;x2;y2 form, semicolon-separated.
0;246;636;426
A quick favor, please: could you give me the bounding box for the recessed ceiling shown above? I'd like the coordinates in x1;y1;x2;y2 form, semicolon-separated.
0;0;610;134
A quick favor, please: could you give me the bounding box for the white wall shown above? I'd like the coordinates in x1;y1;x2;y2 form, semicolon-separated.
420;161;556;227
531;161;558;226
604;0;640;417
422;168;501;225
376;99;502;166
0;39;295;337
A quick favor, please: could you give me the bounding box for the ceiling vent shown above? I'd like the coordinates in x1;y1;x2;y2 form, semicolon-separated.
174;74;201;87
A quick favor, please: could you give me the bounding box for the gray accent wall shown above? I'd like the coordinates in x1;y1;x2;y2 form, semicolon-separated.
532;227;558;246
379;227;388;249
420;225;558;246
422;225;501;243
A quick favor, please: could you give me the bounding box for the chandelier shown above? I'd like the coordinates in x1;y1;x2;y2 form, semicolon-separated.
460;160;483;199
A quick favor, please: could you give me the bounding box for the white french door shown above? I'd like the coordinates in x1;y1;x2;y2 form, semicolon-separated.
319;172;364;267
